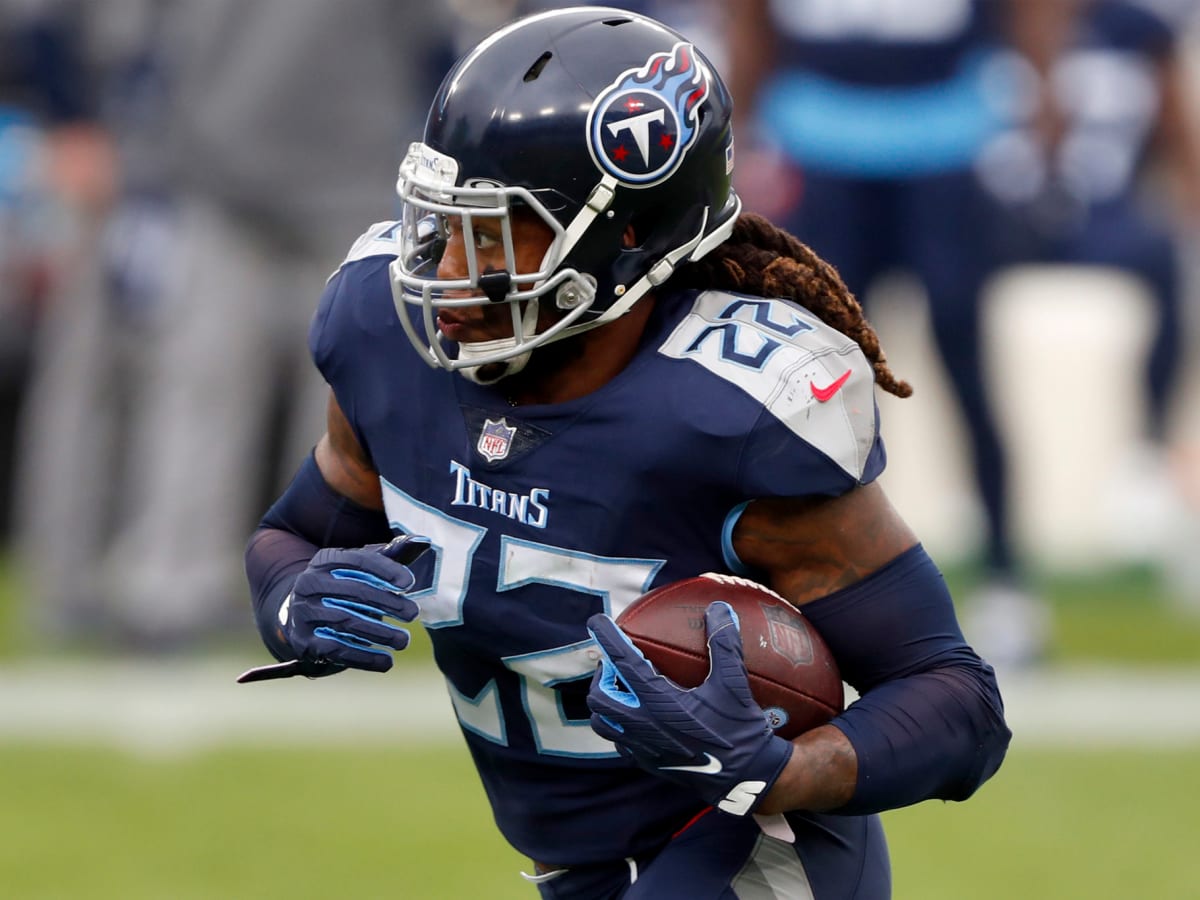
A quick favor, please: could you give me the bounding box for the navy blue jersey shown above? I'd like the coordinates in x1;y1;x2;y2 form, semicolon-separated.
309;222;886;864
756;0;1005;176
766;0;996;87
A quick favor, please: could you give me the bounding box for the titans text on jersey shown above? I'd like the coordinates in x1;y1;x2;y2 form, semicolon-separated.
450;459;550;528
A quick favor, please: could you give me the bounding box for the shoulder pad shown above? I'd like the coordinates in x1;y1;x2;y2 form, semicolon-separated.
327;221;403;282
658;291;878;480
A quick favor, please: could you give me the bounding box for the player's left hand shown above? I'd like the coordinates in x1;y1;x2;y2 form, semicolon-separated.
238;535;429;683
586;601;794;816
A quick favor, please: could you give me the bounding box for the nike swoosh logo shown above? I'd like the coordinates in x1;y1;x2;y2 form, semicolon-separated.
810;369;852;403
278;592;293;627
660;752;723;775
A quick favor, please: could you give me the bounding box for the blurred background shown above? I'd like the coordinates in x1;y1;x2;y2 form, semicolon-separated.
0;1;1198;898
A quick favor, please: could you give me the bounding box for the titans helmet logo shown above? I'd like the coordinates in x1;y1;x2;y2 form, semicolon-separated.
587;42;710;187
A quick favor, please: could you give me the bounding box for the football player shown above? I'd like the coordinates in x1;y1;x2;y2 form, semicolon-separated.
243;7;1011;897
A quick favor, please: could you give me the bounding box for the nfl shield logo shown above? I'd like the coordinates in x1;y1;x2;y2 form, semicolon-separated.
762;604;815;666
477;417;516;462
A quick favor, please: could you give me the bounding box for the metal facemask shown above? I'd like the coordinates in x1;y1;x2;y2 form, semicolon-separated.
389;142;599;383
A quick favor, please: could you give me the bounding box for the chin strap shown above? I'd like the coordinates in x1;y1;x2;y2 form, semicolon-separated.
457;299;540;384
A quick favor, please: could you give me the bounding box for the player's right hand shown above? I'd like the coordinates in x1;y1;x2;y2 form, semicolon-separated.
586;602;794;817
281;538;426;674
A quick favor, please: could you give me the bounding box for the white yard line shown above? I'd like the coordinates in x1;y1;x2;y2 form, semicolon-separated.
0;659;1197;755
0;660;459;755
994;665;1200;750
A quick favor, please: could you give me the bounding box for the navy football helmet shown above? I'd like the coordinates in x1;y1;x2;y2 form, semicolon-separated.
390;5;740;380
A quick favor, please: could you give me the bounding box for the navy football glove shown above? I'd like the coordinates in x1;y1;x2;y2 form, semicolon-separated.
239;535;429;682
586;601;794;817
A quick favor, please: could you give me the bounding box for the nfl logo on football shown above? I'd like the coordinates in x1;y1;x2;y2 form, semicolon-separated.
763;604;815;666
478;418;516;462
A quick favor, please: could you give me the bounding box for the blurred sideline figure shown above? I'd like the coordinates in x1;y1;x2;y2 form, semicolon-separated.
723;0;1052;667
977;0;1200;569
1;0;116;546
17;0;453;648
12;0;163;643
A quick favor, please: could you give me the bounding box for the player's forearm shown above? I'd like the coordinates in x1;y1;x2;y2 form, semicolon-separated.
245;450;393;659
756;724;857;815
780;546;1012;815
761;661;1010;817
828;664;1009;815
245;526;318;660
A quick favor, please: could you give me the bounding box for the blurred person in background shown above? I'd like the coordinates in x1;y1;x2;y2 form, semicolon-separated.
976;0;1200;571
1;0;115;548
12;0;168;644
16;0;454;649
723;0;1056;667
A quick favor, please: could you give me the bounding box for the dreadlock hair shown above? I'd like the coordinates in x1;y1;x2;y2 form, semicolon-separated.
670;212;912;399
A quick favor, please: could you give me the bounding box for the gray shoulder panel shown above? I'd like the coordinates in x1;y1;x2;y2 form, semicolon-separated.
657;291;878;480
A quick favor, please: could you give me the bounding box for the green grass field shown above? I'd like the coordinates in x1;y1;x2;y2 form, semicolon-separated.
1;742;1197;899
2;555;1199;898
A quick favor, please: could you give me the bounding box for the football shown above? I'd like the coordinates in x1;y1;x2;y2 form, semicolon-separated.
615;573;844;740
